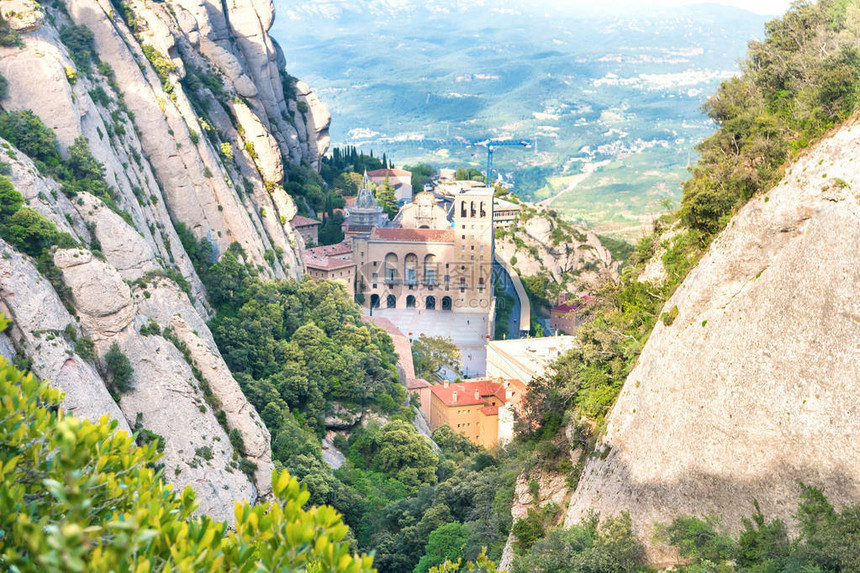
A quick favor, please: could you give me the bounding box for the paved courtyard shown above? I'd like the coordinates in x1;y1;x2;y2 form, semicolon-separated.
369;308;491;378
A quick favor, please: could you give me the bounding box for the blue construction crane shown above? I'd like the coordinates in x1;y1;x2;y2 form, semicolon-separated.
420;137;533;184
469;139;532;185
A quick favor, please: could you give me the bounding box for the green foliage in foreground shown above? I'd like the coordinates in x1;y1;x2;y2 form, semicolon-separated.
661;488;860;572
427;553;500;573
0;326;373;572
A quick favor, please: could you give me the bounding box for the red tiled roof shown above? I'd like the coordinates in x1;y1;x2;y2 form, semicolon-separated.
409;378;431;390
304;256;354;271
292;215;321;227
430;379;509;407
306;240;352;257
552;297;594;315
480;406;499;416
370;227;455;243
344;196;358;207
367;168;412;178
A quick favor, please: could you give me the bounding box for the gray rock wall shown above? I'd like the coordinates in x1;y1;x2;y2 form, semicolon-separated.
0;0;328;520
564;117;860;566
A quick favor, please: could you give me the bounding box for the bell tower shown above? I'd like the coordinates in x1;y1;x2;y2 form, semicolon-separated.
451;187;494;313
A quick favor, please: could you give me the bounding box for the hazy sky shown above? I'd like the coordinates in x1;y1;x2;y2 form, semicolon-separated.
541;0;793;16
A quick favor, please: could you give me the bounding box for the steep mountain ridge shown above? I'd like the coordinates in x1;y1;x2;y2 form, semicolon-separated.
0;0;329;520
564;115;860;565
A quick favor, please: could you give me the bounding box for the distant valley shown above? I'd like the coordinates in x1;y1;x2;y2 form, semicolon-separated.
272;0;771;236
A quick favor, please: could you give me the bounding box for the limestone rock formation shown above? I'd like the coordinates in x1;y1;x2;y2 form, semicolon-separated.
0;0;329;521
564;117;860;566
0;0;45;33
495;206;618;294
0;242;130;433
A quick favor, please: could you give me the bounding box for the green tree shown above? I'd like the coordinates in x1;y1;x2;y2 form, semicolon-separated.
103;341;134;394
0;110;63;170
1;207;59;256
373;420;439;488
414;522;470;573
319;194;345;246
376;174;399;218
67;136;106;183
0;14;22;47
405;163;437;192
59;24;97;72
455;168;483;182
0;320;374;573
432;425;478;462
412;334;461;380
0;175;23;219
511;512;644;573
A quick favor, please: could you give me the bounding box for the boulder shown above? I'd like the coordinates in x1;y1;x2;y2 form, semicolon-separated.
73;193;160;281
0;0;44;32
55;249;137;336
0;242;130;432
325;404;362;430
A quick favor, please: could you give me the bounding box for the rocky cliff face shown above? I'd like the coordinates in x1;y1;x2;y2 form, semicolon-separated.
564;117;860;565
495;206;618;294
0;0;329;521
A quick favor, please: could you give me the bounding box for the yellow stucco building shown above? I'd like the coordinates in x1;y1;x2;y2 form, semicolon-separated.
427;378;525;449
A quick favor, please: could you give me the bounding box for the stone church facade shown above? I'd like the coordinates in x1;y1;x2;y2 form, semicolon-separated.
352;187;495;314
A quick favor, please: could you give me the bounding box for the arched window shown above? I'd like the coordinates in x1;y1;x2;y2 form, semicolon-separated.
384;253;398;283
426;296;436;310
460;201;467;218
406;295;416;308
470;201;477;218
480;201;486;218
424;254;437;285
387;294;397;309
370;294;380;309
404;253;418;285
441;296;453;311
